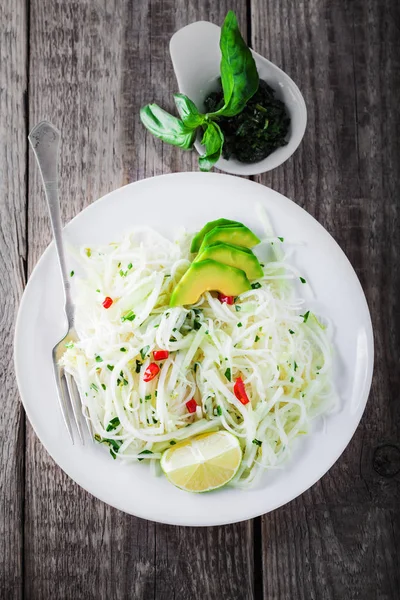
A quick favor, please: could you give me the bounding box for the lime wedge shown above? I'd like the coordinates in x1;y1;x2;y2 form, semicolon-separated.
161;431;242;492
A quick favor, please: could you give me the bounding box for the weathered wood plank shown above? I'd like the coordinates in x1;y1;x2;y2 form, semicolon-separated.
26;1;140;598
252;0;400;598
0;0;27;598
27;1;254;599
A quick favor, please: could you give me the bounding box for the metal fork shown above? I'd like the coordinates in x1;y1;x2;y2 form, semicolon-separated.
28;121;91;444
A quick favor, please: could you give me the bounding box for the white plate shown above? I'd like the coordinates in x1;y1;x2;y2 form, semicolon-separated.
14;173;373;526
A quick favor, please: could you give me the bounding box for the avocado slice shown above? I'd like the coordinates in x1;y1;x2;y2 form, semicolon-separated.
190;219;242;253
198;225;260;254
170;259;251;307
194;242;263;280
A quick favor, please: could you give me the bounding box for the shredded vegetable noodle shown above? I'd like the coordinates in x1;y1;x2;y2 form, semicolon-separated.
61;213;336;488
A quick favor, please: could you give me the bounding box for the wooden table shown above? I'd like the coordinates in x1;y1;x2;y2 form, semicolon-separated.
1;1;399;598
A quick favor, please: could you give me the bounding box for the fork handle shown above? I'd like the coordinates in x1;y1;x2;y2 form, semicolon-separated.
28;121;74;324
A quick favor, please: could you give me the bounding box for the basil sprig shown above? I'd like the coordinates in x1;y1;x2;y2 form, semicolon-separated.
140;11;258;171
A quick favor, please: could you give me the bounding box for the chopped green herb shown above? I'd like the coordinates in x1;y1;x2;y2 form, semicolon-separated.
277;365;280;371
70;270;74;277
106;417;120;432
121;310;136;322
135;360;142;373
127;263;133;270
94;434;121;457
251;282;261;289
138;449;153;461
216;406;222;416
172;327;177;332
117;262;121;268
193;320;202;330
224;368;231;382
96;289;100;293
316;365;322;370
90;383;99;392
155;391;158;397
289;329;295;335
235;305;242;312
95;355;103;363
145;394;152;401
65;341;74;349
118;371;128;386
101;383;106;391
120;347;127;352
278;237;284;242
205;330;209;335
255;335;260;343
170;440;177;445
140;345;150;360
154;324;159;328
139;398;143;404
237;322;243;328
300;277;307;284
107;364;114;372
120;269;127;277
302;311;310;323
294;361;298;372
252;438;262;447
85;248;91;257
290;377;294;383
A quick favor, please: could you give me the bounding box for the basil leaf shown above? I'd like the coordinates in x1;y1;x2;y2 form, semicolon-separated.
201;121;223;154
216;11;259;118
140;104;196;149
199;150;221;172
174;94;205;128
198;122;224;171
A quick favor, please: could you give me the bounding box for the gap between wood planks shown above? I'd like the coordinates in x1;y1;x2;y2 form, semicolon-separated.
246;1;265;596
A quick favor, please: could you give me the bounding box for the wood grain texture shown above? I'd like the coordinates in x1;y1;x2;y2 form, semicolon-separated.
3;0;397;597
252;0;400;598
0;0;27;598
26;1;254;599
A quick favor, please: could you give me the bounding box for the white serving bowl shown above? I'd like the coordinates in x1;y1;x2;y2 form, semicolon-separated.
170;21;307;176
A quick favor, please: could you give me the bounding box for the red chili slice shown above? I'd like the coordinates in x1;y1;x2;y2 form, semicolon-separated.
233;377;250;405
143;363;160;382
153;350;169;361
218;294;234;305
186;398;197;413
102;296;113;309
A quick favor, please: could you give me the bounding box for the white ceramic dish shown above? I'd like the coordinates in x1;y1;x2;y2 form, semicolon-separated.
15;173;373;526
170;21;307;176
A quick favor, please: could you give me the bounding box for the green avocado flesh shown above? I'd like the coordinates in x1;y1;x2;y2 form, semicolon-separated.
198;225;260;254
194;242;263;280
190;219;242;253
169;259;251;307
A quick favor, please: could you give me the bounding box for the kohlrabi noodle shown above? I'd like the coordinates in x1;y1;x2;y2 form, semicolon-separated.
61;212;336;488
